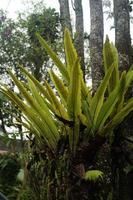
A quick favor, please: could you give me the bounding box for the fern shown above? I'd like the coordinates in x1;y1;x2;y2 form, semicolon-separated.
84;170;104;181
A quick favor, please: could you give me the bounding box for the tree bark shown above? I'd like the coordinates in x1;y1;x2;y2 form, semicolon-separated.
89;0;104;92
0;109;7;136
74;0;85;78
114;0;132;71
58;0;72;35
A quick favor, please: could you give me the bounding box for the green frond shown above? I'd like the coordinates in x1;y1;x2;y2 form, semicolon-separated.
3;71;60;150
67;58;81;120
0;30;133;157
90;63;115;125
64;28;78;75
28;78;52;116
49;70;68;106
96;72;130;134
103;36;119;92
67;58;82;154
84;170;104;181
116;71;126;112
36;33;69;82
82;100;93;136
102;98;133;136
19;65;52;103
95;83;121;133
81;79;92;104
1;87;58;150
45;80;69;120
125;68;133;89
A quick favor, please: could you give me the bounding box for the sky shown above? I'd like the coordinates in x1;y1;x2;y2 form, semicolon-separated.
0;0;115;42
0;0;90;31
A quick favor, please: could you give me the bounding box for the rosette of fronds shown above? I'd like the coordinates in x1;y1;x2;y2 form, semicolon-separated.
1;29;133;157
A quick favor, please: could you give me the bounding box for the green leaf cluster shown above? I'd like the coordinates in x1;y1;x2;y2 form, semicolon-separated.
1;29;133;156
84;170;104;181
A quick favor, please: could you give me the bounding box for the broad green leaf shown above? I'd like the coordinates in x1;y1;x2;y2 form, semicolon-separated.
102;98;133;135
7;72;59;146
45;81;69;120
64;29;91;105
19;65;52;103
36;33;69;82
81;79;92;104
79;113;87;126
64;28;77;75
126;69;133;89
1;87;57;150
95;87;119;132
19;65;58;113
67;58;81;120
27;77;52;118
49;70;68;105
90;63;115;124
96;74;127;133
116;71;126;112
67;58;81;154
82;101;93;136
103;36;119;92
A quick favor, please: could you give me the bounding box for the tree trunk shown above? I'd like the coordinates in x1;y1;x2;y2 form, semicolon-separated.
114;0;132;71
0;109;7;136
89;0;104;92
58;0;72;35
74;0;85;78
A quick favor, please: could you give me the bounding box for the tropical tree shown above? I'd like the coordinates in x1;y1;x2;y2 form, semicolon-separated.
17;6;60;81
0;5;60;80
0;10;27;73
